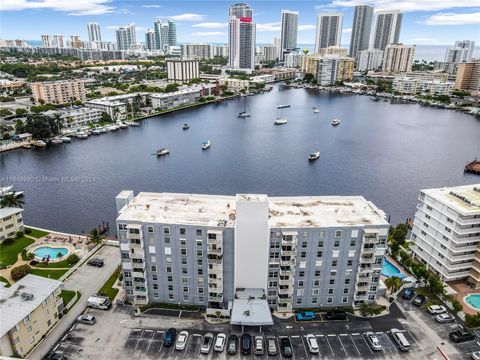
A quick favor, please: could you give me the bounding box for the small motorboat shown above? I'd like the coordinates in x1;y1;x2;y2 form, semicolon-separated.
60;136;71;143
274;118;288;125
91;129;101;135
156;148;170;156
117;122;128;129
125;121;140;127
202;140;211;150
182;124;190;130
277;104;291;109
313;107;320;113
51;138;63;144
237;112;250;118
308;152;320;161
331;119;340;126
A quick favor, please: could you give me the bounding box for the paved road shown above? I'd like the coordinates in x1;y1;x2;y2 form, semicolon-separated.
29;245;120;360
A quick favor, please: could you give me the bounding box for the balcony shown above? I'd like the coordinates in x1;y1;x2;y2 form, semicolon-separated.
126;231;142;241
281;249;296;256
353;294;368;301
457;216;480;226
279;267;295;276
129;240;143;249
455;226;480;236
361;247;376;254
278;278;293;286
280;258;296;267
208;294;223;302
360;256;375;264
278;287;293;295
208;247;223;256
130;252;144;260
355;284;369;291
363;236;378;244
132;270;145;278
208;284;223;293
133;287;148;297
281;235;297;246
134;296;148;305
358;266;373;274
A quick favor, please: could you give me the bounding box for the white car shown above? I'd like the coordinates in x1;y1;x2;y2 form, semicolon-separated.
175;331;189;351
428;305;447;315
306;334;319;354
365;332;382;351
76;314;96;325
214;333;226;352
435;313;455;323
471;351;480;360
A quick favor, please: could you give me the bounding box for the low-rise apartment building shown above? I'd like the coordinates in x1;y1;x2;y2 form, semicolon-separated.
411;184;480;285
148;84;216;110
392;77;454;95
0;275;62;358
31;80;86;105
0;207;24;243
166;58;200;83
116;191;389;320
44;107;103;129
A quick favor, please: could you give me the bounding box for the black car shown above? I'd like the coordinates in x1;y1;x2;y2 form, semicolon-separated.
412;294;426;306
227;334;238;355
163;328;177;346
449;329;475;343
241;333;251;355
325;310;347;320
87;258;104;267
280;337;293;358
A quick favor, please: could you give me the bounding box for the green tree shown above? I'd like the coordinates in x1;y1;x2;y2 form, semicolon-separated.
0;108;13;117
89;228;105;245
15;108;28;116
451;299;463;314
303;73;315;83
427;275;446;297
390;240;400;255
0;194;24;208
392;224;408;245
67;253;80;265
384;276;402;294
164;83;179;93
11;264;31;281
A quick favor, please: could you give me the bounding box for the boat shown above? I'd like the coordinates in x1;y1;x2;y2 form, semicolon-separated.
274;118;288;125
117;122;128;129
51;138;63;144
105;125;118;131
32;140;47;147
237;96;251;118
156;148;170;156
182;124;190;130
277;104;291;109
60;136;71;143
308;152;320;161
76;131;88;139
313;107;320;113
331;119;341;126
202;140;211;150
125;121;139;127
91;129;101;135
98;127;107;133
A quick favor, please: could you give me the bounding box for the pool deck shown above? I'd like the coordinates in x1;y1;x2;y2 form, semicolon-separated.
447;280;480;315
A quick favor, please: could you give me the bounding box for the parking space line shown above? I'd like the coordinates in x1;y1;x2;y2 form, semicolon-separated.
134;330;143;351
324;335;335;356
338;334;348;355
385;333;400;353
301;335;309;357
193;334;201;337
405;330;418;345
349;335;361;356
360;334;373;355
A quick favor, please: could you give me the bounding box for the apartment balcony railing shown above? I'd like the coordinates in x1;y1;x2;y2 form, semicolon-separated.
456;217;480;226
281;236;297;246
363;236;378;244
280;250;296;256
361;247;376;254
208;247;223;256
133;287;148;297
355;284;369;292
132;270;144;278
207;237;223;245
358;266;373;274
353;294;368;301
279;267;295;276
280;258;296;267
278;278;293;286
454;226;480;236
130;252;144;260
126;232;142;240
208;284;223;292
134;296;148;305
278;287;293;295
129;241;143;249
208;294;223;302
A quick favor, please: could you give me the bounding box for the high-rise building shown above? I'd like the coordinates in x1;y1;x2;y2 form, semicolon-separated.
160;23;170;52
116;191;389;313
52;35;65;48
87;22;102;42
228;3;256;70
263;45;279;62
316;56;354;85
357;49;384;71
318;46;348;57
349;5;374;59
181;44;214;59
445;40;476;63
116;24;136;51
455;40;475;61
314;13;343;54
70;35;82;49
145;29;156;51
411;184;480;286
279;10;298;61
41;35;51;48
372;10;402;51
166;58;200;82
382;44;415;73
454;59;480;91
168;20;177;46
154;20;163;51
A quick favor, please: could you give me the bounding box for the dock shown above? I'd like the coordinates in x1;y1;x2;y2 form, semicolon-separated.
465;159;480;175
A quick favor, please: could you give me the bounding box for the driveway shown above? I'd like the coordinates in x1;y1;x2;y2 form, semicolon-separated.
30;245;120;360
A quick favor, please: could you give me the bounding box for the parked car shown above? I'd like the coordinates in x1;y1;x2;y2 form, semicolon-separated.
76;314;96;325
227;335;238;355
413;294;426;306
241;333;251;355
86;295;111;310
325;310;347;320
435;313;455;323
364;332;382;351
87;258;104;267
175;331;189;351
47;352;66;360
254;336;264;356
428;305;447;315
214;333;226;352
201;333;214;354
402;288;415;300
163;328;177;347
296;311;315;321
306;334;319;354
266;336;277;355
471;351;480;360
449;329;475;343
390;328;411;351
280;337;293;358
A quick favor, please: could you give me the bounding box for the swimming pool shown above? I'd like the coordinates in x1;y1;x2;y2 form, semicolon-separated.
33;246;70;260
381;258;406;279
465;294;480;310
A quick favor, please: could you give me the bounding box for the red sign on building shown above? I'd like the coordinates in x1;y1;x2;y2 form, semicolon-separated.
240;17;252;23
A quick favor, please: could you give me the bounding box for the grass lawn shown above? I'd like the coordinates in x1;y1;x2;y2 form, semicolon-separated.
34;258;72;269
26;228;49;239
60;290;76;306
99;267;120;301
30;268;68;280
0;236;35;267
140;302;200;312
0;276;11;287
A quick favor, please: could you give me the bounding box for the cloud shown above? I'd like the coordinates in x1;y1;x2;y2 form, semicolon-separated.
405;36;441;44
326;0;480;13
257;22;281;32
191;31;226;36
424;12;480;25
298;25;316;30
169;13;205;21
142;4;161;8
0;0;115;15
342;27;352;33
192;22;227;29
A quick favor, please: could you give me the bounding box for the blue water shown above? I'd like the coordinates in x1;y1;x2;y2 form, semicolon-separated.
33;246;69;259
381;258;406;278
465;294;480;310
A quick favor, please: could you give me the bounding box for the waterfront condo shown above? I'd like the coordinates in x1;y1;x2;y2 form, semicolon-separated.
116;191;389;322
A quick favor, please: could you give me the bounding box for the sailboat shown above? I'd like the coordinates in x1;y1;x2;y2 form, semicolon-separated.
237;96;250;118
274;107;288;125
202;140;211;150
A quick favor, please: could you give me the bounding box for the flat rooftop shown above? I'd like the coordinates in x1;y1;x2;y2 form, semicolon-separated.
116;192;388;228
422;184;480;215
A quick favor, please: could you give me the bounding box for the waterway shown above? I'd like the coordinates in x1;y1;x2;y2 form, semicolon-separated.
1;86;479;234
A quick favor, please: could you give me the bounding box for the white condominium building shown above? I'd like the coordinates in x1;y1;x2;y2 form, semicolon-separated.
382;44;415;73
228;3;256;70
31;80;86;105
166;58;200;82
314;12;343;53
279;10;299;61
392;77;453;95
411;184;480;285
87;22;102;42
116;191;389;321
372;10;402;51
0;207;24;243
357;49;383;71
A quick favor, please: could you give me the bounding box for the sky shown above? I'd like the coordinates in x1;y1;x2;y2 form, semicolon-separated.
1;0;479;46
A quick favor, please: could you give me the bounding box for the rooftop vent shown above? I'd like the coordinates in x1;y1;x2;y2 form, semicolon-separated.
21;292;34;301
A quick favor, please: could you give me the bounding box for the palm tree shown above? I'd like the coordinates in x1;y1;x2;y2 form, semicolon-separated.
0;194;24;208
384;276;402;294
89;228;105;245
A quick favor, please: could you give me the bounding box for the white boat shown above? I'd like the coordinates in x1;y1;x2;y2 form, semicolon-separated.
308;152;320;161
76;131;88;139
91;129;101;135
331;119;340;126
182;124;190;130
98;127;107;133
117;122;128;129
274;118;288;125
313;107;320;113
237;96;250;118
60;136;71;143
33;140;47;147
51;138;63;144
156;148;170;156
105;125;118;131
125;121;140;127
277;104;291;109
202;140;211;150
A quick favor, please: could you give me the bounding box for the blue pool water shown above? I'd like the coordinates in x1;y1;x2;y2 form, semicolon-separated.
465;294;480;310
381;258;406;278
33;246;69;259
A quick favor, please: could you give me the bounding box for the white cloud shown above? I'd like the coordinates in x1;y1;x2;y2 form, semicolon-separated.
327;0;480;12
191;31;226;36
424;12;480;25
406;36;441;43
342;27;352;33
257;22;281;32
298;25;316;30
0;0;115;15
169;13;205;21
192;22;227;29
142;4;161;8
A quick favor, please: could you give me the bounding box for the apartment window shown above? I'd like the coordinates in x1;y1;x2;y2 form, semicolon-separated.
197;278;204;286
317;251;323;257
312;298;318;304
168;285;173;291
330;270;337;276
447;217;453;223
166;266;172;273
125;280;132;286
199;296;204;302
147;226;154;233
425;214;431;219
329;279;335;285
302;231;309;238
299;271;305;277
347;260;353;266
342;297;348;303
315;270;320;276
47;319;51;326
153;284;158;290
296;289;304;296
269;271;278;278
181;249;187;256
335;230;342;238
166;257;172;264
343;288;349;294
313;279;320;286
150;255;156;263
301;251;306;258
319;231;326;238
318;240;324;248
334;240;340;247
332;260;337;267
368;295;375;301
426;205;433;210
312;288;319;295
270;242;280;249
423;222;429;228
183;286;189;292
182;277;189;284
182;267;188;274
169;294;174;300
153;293;159;299
296;299;302;305
328;288;334;295
269;281;278;287
151;265;157;272
180;228;186;235
197;250;203;257
198;269;203;275
196;239;202;247
197;259;203;266
445;227;451;233
302;242;307;248
164;237;170;244
180;239;187;247
350;240;356;246
268;290;277;296
152;274;157;280
124;271;131;278
183;295;189;301
198;287;204;294
163;227;170;235
196;229;202;236
327;297;333;304
298;280;304;287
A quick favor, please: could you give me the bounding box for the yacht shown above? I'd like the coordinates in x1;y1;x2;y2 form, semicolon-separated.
274;118;288;125
202;140;211;150
33;140;47;147
182;124;190;130
313;107;320;113
156;148;170;156
308;152;320;161
277;104;291;109
117;122;128;129
51;138;63;144
60;136;71;143
237;96;250;118
331;119;341;126
91;129;101;135
125;121;140;127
